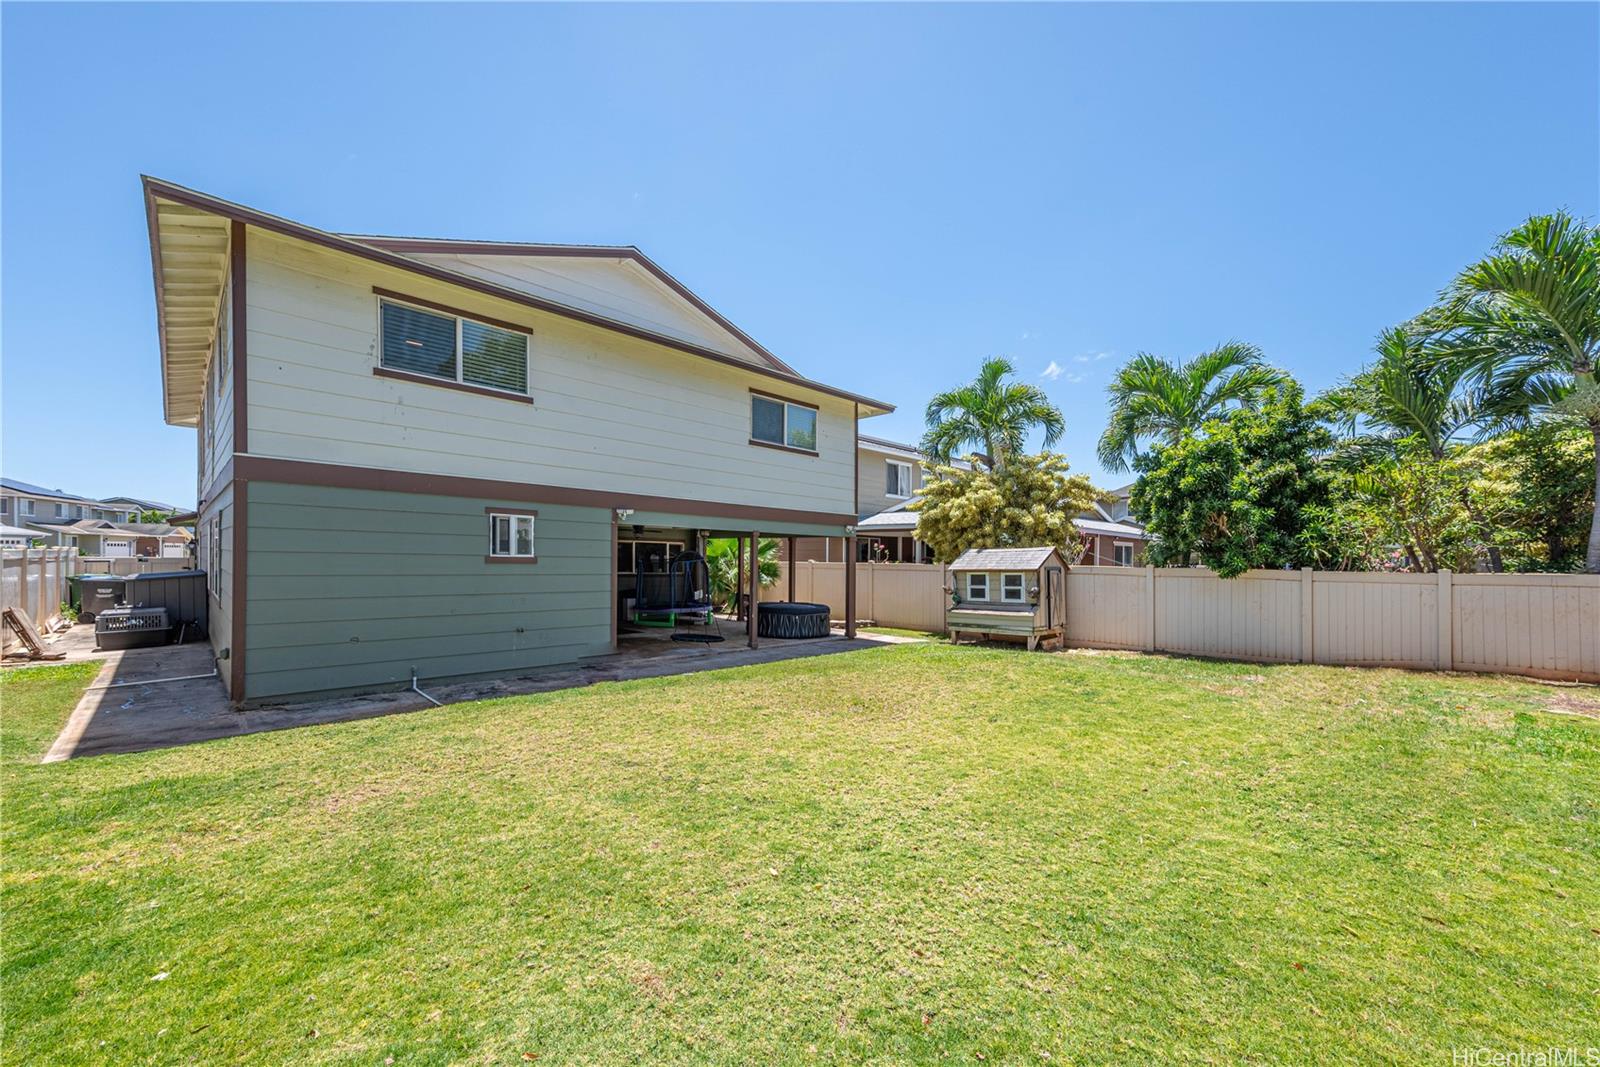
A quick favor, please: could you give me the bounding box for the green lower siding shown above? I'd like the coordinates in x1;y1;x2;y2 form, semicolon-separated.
244;482;613;701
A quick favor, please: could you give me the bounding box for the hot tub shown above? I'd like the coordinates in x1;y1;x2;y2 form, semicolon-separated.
757;601;831;639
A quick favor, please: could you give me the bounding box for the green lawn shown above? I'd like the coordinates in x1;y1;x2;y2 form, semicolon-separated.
3;647;1596;1064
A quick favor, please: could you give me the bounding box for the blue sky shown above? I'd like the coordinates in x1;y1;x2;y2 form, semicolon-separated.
3;2;1595;506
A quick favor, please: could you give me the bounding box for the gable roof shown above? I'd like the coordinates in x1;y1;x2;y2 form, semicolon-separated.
144;176;894;426
345;236;797;376
949;546;1064;571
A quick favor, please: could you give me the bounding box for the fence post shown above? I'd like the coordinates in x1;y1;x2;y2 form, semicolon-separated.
34;546;46;626
1437;568;1453;671
1144;565;1157;651
1300;567;1315;664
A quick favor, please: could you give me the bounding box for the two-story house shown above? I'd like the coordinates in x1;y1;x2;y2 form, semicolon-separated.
0;478;137;528
144;177;892;705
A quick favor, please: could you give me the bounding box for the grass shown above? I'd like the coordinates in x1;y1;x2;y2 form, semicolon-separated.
858;626;943;640
3;646;1597;1064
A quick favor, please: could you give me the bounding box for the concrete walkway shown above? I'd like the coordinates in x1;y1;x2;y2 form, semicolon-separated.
43;629;922;761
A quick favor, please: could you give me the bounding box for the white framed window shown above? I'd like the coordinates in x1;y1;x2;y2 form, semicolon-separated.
966;572;988;600
1114;542;1134;567
750;392;819;453
488;512;536;560
618;540;683;574
886;460;912;499
380;298;530;396
1002;573;1026;602
215;281;231;397
19;498;33;517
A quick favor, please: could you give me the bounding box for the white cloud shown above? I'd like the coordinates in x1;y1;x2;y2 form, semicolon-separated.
1073;354;1090;364
1040;360;1064;381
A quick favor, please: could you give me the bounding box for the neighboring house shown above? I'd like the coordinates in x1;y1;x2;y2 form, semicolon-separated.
0;524;40;548
100;495;180;517
1074;483;1151;566
782;435;938;563
143;177;893;704
0;478;137;526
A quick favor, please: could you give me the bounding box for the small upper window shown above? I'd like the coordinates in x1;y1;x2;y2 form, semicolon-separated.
381;299;529;394
489;513;536;559
1002;573;1026;602
886;460;912;499
966;572;988;600
751;394;818;453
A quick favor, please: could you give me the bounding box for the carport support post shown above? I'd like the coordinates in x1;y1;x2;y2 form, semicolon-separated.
844;535;857;639
735;536;745;621
747;531;760;648
787;537;796;602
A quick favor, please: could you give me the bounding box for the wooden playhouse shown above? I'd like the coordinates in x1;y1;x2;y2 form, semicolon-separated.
946;546;1068;650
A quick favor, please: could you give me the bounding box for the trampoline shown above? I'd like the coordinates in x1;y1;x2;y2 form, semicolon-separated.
632;550;724;643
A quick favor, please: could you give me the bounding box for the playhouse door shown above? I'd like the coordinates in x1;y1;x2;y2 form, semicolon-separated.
1044;566;1065;628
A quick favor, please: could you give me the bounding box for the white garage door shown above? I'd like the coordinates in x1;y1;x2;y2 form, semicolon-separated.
162;542;187;558
102;539;133;557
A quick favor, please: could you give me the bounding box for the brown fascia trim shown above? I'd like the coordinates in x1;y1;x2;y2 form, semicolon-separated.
141;177;891;414
483;506;539;517
145;182;172;424
233;455;856;528
373;366;535;405
484;555;539;564
352;235;799;377
748;438;819;458
374;286;532;334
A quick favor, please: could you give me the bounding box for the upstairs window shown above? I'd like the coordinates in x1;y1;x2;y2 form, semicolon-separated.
750;393;818;453
886;460;912;498
488;512;536;560
1002;573;1026;602
380;299;529;395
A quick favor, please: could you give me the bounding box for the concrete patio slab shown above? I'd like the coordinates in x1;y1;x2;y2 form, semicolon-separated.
41;627;923;761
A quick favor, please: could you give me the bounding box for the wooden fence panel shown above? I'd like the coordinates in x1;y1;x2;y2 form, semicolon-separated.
1;547;78;652
1064;567;1147;649
1452;573;1599;681
1156;569;1302;663
1311;571;1439;669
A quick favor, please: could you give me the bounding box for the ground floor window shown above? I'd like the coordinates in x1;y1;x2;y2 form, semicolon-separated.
619;540;683;574
489;512;536;559
1114;542;1134;567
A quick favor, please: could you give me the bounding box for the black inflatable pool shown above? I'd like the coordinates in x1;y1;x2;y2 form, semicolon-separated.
757;601;831;639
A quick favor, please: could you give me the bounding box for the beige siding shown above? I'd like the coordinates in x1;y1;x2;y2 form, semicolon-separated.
856;445;922;519
243;232;855;517
402;252;771;368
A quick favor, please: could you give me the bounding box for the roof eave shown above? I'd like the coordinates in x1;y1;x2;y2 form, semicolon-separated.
143;177;890;414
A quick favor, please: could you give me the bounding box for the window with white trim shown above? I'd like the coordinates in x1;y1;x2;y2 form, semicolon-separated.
1001;573;1026;602
966;572;988;600
618;540;683;574
489;513;536;558
380;299;529;395
1114;542;1134;567
886;460;912;499
750;394;819;452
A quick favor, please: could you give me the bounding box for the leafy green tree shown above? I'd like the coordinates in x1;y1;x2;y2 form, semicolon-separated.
137;509;176;524
1472;423;1596;571
1430;211;1600;571
909;452;1101;563
1097;342;1290;473
1307;444;1489;573
1131;385;1331;577
706;537;779;612
921;357;1065;471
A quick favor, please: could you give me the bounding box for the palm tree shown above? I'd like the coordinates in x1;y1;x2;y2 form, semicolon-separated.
706;537;779;613
921;357;1065;471
1096;342;1289;472
1326;327;1490;462
1433;211;1600;572
1324;327;1504;569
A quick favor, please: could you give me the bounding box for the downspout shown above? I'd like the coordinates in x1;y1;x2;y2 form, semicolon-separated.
410;668;443;707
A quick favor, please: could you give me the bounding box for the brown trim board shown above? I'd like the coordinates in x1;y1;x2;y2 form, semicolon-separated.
749;386;819;411
373;366;535;405
142;177;892;414
232;456;856;527
748;438;819;458
228;220;250;703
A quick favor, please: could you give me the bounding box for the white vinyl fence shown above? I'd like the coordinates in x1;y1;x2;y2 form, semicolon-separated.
1;547;80;651
767;561;1600;682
